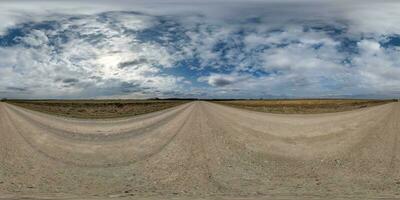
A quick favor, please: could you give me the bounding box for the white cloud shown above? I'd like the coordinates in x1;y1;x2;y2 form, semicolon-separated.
341;2;400;36
0;12;188;98
195;25;399;98
261;39;342;72
1;1;400;98
357;40;381;54
353;39;400;94
17;29;49;47
198;73;249;87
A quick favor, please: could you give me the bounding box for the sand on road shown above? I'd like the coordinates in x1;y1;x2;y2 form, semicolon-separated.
0;101;399;199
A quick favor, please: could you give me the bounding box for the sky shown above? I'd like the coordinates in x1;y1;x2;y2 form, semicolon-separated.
0;0;400;99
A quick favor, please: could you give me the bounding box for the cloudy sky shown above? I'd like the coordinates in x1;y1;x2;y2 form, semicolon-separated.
0;0;400;99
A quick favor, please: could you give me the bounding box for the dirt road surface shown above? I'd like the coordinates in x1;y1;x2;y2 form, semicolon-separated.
0;101;399;199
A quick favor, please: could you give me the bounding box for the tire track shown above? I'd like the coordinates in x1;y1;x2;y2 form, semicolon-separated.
5;104;188;142
4;103;191;136
203;101;393;159
2;102;195;168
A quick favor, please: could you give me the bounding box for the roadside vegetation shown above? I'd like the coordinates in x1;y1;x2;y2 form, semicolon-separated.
213;99;397;114
6;100;189;119
4;99;397;118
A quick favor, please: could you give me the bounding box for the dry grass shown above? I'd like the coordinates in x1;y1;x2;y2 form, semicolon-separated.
7;100;189;119
214;99;397;114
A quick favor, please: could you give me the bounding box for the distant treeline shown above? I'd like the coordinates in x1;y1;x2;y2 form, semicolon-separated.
1;98;196;102
1;98;398;102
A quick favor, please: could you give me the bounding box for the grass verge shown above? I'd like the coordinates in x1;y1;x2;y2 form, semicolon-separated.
6;100;189;119
213;99;397;114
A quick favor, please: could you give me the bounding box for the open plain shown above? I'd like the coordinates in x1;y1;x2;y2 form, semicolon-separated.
215;99;395;114
0;101;400;199
6;100;188;119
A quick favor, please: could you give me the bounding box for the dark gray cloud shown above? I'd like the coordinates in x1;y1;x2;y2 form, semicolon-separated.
118;58;148;69
6;86;27;92
211;78;233;87
62;78;79;84
120;82;141;93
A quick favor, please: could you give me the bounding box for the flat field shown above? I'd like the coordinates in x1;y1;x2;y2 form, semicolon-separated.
5;100;188;118
214;99;396;114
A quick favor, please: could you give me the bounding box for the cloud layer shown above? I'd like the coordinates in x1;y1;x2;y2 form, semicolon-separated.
0;0;400;99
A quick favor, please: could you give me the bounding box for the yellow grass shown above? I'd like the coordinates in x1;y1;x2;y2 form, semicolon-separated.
214;99;396;114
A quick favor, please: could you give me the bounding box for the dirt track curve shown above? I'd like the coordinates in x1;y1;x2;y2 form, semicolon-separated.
0;101;400;199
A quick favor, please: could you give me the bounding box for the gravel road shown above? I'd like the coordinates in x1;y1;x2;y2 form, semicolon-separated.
0;101;399;199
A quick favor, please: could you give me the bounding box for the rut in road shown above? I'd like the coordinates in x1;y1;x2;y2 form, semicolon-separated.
0;101;399;198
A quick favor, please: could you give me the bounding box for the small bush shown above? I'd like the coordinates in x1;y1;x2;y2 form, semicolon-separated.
115;103;124;108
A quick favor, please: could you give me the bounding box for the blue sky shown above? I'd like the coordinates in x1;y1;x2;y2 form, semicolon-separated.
0;0;400;99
